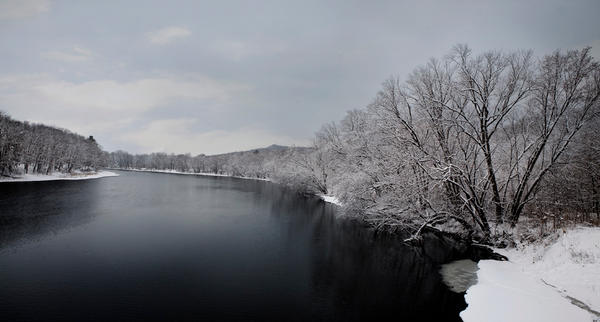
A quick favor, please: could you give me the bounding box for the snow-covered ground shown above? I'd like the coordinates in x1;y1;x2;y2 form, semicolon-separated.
0;170;119;182
318;194;342;206
462;227;600;322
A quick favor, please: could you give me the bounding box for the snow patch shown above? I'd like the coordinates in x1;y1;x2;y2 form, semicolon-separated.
319;194;342;206
461;227;600;322
497;227;600;314
0;171;119;182
461;260;592;322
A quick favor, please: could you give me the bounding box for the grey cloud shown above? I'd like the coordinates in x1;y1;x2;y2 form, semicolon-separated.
0;0;599;154
146;26;192;45
0;0;49;20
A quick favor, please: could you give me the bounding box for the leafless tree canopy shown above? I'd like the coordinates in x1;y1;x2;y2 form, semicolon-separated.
0;112;106;176
4;46;597;244
106;47;600;243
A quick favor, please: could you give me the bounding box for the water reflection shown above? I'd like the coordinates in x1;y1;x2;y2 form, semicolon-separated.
0;180;101;248
0;171;466;321
306;219;467;321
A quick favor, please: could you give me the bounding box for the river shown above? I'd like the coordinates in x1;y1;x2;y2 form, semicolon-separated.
0;170;466;321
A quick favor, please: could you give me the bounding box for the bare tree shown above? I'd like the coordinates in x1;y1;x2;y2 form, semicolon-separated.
503;47;600;226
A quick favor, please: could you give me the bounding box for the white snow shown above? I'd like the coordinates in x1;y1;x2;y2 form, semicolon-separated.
461;260;592;322
318;194;342;206
0;170;119;182
461;227;600;322
498;227;600;313
121;168;271;181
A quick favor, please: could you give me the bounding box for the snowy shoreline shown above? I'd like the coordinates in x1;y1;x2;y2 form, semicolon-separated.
461;227;600;322
111;168;343;206
0;170;119;183
111;168;272;181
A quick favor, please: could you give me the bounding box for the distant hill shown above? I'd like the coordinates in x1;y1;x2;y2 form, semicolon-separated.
263;144;289;151
203;144;310;158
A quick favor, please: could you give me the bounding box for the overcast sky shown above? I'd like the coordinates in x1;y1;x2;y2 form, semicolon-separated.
1;0;599;155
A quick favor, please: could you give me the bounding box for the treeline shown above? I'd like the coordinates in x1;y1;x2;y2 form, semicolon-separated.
0;112;106;177
112;46;600;243
109;145;308;180
306;46;600;242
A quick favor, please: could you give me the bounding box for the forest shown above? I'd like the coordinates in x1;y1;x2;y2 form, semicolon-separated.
3;46;599;243
0;111;106;176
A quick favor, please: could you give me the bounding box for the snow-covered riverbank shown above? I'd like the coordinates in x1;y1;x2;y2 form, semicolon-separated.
115;168;271;181
462;227;600;321
113;168;344;206
0;170;119;182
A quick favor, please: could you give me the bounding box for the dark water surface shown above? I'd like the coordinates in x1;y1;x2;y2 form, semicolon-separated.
0;171;465;321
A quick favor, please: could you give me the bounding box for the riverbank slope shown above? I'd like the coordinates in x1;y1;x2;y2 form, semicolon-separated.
0;170;118;182
462;226;600;321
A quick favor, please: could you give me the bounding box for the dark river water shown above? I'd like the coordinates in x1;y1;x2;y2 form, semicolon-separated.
0;171;466;321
